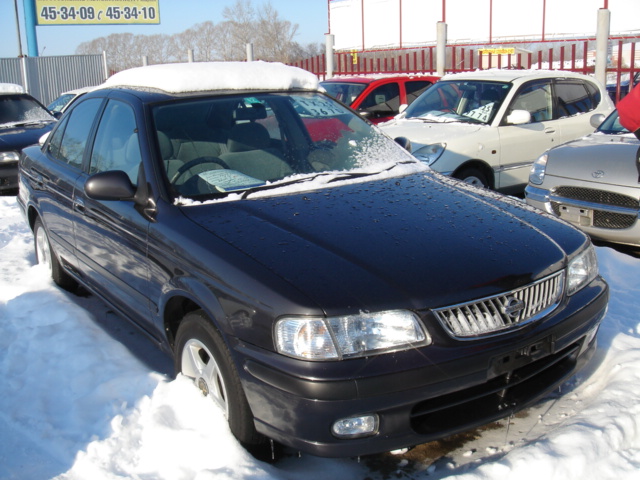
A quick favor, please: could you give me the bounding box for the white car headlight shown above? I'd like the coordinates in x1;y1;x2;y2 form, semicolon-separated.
275;310;431;361
0;151;19;163
413;143;446;165
529;153;548;185
567;245;599;295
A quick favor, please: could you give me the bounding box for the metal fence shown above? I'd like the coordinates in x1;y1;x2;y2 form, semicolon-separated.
0;54;107;105
291;38;640;103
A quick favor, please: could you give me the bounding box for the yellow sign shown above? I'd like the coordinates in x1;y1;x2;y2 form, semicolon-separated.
36;0;160;25
479;48;516;55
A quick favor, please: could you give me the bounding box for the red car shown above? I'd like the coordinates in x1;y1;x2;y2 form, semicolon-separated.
320;74;439;123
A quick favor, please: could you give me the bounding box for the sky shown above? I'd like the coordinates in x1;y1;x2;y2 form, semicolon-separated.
0;0;330;58
2;1;639;60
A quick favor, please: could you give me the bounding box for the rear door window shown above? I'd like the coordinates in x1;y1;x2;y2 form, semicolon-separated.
52;98;102;169
554;81;595;118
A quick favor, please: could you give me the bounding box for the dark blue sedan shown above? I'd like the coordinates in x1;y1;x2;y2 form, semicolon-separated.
17;62;608;458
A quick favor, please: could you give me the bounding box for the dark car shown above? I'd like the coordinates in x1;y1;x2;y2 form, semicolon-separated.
18;62;607;458
607;72;640;103
320;74;438;123
1;84;56;194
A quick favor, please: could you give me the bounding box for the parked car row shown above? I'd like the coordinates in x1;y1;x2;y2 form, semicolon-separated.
379;69;614;195
17;61;608;459
320;74;439;124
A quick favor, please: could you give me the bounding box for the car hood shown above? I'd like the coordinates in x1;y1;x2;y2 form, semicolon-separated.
0;121;54;151
380;118;484;149
546;132;640;185
181;173;586;315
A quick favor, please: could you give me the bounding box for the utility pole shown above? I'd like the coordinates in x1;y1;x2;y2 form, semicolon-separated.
13;0;23;56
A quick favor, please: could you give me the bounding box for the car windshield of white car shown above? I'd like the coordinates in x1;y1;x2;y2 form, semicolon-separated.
152;92;414;201
0;95;55;127
404;80;511;125
597;110;630;135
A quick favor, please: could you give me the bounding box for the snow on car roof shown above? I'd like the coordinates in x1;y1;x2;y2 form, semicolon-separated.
102;61;319;93
0;83;25;94
441;68;590;83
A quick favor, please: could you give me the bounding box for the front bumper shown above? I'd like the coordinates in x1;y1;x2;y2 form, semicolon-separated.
526;184;640;247
234;278;608;457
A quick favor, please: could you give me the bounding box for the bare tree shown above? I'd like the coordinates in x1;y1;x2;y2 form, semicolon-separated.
220;0;257;60
254;3;298;62
75;0;319;71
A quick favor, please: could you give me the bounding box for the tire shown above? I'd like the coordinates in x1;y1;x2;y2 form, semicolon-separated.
455;167;489;188
33;217;77;290
174;311;266;449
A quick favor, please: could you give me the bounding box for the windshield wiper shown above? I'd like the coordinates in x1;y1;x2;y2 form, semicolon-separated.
1;119;53;128
240;162;417;199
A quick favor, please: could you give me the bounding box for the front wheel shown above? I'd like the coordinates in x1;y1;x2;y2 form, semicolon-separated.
454;167;490;188
33;217;77;290
174;311;265;449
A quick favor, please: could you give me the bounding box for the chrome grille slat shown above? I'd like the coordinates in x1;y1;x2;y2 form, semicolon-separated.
433;271;565;339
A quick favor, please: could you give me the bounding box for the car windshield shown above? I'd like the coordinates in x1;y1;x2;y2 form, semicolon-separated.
0;94;54;126
152;91;416;201
320;82;368;105
597;110;630;135
403;80;511;125
47;93;76;113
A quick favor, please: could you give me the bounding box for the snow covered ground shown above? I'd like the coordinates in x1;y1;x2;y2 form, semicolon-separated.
1;194;640;480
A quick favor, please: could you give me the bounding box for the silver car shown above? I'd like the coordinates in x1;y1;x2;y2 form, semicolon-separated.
526;110;640;247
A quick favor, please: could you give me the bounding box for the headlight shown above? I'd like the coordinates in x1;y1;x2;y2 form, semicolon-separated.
0;151;19;163
275;310;431;361
413;143;446;165
567;245;599;295
529;153;548;185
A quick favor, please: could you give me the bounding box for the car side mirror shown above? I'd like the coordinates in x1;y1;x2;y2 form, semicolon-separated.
394;136;412;152
505;109;532;125
85;170;136;201
590;113;606;129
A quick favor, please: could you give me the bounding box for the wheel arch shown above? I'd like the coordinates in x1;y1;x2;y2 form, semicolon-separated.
26;204;40;231
161;283;229;352
452;160;495;189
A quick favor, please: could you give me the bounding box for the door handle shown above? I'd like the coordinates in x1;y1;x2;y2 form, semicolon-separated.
544;127;556;134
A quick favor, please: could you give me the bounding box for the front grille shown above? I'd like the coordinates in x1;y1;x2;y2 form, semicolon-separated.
554;186;639;209
433;271;564;339
550;185;638;230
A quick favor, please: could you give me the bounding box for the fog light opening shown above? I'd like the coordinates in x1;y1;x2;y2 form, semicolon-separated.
331;414;379;439
585;324;599;346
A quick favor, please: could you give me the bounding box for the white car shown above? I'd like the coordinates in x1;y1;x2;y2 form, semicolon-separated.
380;69;614;194
46;86;95;117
